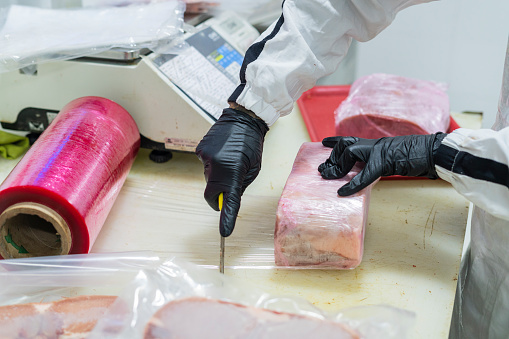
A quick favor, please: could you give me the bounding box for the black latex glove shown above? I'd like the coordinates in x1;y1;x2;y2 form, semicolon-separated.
318;133;447;196
196;108;269;237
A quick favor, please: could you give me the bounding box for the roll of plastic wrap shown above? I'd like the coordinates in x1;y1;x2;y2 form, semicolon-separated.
0;97;140;259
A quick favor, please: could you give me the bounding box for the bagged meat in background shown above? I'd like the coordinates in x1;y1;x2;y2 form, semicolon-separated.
334;73;450;139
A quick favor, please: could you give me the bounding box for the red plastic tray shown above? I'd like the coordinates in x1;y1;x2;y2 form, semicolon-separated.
296;85;460;180
297;85;352;142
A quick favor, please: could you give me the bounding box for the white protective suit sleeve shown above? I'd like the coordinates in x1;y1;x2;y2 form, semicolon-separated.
228;0;435;126
435;127;509;221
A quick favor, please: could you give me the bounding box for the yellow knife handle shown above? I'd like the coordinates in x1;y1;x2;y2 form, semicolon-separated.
218;192;224;211
218;192;225;274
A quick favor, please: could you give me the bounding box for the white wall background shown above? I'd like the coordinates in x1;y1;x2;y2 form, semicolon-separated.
355;0;508;128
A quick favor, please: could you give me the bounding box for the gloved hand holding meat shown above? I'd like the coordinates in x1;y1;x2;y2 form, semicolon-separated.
318;133;447;196
195;108;269;237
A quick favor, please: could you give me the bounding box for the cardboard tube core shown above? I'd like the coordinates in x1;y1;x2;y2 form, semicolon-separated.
0;202;72;258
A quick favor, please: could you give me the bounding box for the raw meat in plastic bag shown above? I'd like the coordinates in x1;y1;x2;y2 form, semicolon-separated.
144;296;360;338
90;256;415;338
0;295;116;338
334;73;450;138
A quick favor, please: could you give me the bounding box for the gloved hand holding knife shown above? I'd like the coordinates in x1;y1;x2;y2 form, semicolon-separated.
195;104;269;237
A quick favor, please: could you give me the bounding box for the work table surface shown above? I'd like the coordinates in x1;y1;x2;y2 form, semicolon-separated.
0;107;478;338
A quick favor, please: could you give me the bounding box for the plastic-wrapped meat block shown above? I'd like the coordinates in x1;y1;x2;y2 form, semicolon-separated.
144;297;360;338
335;73;450;138
275;142;374;269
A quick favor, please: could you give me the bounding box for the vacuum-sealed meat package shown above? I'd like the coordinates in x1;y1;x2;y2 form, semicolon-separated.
275;142;374;269
334;73;450;138
88;256;415;338
0;295;116;338
144;297;360;339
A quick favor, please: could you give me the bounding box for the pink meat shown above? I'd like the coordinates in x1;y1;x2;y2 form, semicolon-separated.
274;142;373;269
50;295;118;336
335;73;450;139
0;295;116;338
144;297;359;339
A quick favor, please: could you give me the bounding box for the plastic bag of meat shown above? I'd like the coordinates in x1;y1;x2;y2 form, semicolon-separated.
90;257;415;339
0;295;117;338
144;297;360;339
334;73;450;139
0;252;158;338
275;142;375;269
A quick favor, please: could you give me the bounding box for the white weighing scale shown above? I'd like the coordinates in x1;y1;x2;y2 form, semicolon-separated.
0;12;260;162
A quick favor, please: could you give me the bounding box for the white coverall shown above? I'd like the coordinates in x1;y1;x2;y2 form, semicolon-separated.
446;46;509;338
229;0;509;337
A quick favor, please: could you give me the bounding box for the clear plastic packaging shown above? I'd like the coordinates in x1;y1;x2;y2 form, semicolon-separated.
90;256;415;338
0;252;160;337
0;294;118;338
94;173;285;269
81;0;282;28
334;73;450;139
275;142;374;269
0;1;185;73
0;251;160;306
0;252;414;338
207;0;282;28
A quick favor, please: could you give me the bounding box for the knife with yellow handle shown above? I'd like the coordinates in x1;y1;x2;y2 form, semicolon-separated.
218;192;225;274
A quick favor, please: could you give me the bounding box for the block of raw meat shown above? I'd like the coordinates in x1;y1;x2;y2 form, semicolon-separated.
144;296;359;339
274;142;373;269
335;73;450;139
0;295;116;338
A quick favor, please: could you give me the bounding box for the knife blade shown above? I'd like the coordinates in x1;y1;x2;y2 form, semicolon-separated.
218;192;225;274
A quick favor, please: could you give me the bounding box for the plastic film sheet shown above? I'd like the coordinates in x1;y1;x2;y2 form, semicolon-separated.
275;142;374;269
0;252;160;306
91;174;283;269
90;144;373;270
81;0;282;28
207;0;282;27
334;73;450;138
0;96;140;259
0;0;185;73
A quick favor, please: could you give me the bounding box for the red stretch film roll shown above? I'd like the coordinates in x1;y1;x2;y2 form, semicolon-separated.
0;97;140;258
